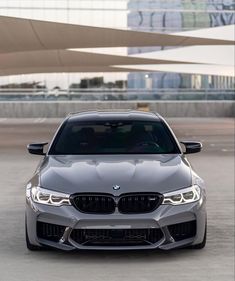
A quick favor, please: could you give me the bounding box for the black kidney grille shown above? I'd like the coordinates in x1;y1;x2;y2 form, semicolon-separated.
71;193;162;214
70;228;163;246
71;194;115;214
118;194;162;214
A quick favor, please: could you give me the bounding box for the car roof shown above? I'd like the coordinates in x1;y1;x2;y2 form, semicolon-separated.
67;110;161;122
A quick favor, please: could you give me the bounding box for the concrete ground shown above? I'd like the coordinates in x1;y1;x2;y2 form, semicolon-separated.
0;118;234;281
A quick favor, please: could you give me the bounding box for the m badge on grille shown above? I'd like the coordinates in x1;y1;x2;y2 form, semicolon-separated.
113;185;120;191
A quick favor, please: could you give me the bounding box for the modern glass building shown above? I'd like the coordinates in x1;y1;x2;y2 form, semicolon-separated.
127;0;235;90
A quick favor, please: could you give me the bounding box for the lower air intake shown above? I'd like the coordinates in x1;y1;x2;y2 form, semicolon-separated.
70;228;163;246
168;220;197;241
37;222;66;242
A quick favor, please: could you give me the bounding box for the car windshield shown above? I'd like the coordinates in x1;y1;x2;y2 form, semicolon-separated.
49;120;180;155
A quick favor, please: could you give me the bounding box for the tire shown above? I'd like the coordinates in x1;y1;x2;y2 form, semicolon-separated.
25;220;41;251
191;222;207;249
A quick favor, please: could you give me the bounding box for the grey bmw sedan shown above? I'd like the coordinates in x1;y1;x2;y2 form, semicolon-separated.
25;111;206;251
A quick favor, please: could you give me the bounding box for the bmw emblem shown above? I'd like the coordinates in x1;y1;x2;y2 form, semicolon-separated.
113;185;120;191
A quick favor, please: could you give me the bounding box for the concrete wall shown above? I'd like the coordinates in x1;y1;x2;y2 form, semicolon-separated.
0;101;234;118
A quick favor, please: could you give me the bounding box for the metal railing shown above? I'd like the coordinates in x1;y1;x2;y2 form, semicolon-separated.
0;88;234;101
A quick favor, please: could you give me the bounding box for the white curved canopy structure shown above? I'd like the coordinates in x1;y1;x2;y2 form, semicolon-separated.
0;49;189;69
0;16;234;54
113;64;235;77
0;16;234;77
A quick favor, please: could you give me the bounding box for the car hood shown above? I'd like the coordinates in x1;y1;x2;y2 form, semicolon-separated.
39;155;192;195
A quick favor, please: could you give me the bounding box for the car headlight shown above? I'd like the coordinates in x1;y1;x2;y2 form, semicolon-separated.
31;186;71;206
162;185;201;205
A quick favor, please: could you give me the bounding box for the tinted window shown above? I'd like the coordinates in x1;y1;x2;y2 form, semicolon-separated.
49;120;180;155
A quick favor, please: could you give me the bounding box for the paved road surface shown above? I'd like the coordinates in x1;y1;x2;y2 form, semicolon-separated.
0;118;234;281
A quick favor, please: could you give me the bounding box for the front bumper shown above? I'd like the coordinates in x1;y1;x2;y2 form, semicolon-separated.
26;195;206;251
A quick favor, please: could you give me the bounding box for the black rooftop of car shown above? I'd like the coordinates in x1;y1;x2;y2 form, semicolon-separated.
68;110;161;122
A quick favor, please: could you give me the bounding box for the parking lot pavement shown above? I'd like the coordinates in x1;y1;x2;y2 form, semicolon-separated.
0;118;234;281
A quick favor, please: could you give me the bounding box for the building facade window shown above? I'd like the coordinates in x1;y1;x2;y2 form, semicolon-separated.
127;0;235;90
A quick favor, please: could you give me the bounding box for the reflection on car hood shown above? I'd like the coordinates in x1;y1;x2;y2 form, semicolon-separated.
39;155;192;195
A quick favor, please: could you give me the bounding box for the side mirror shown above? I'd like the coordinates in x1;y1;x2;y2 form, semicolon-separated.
180;141;202;154
27;142;48;155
